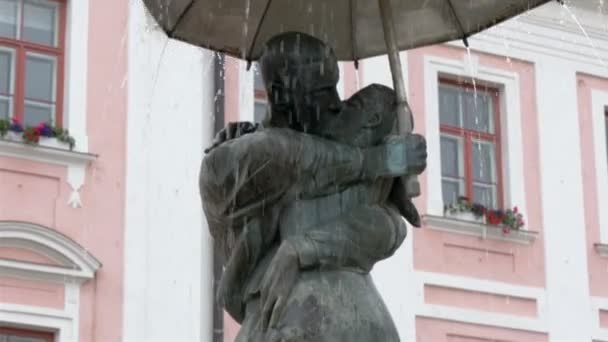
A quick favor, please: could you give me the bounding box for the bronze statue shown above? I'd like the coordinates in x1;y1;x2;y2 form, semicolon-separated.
200;32;427;341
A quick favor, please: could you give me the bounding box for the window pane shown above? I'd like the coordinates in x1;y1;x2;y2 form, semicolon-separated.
254;101;266;123
0;96;10;119
464;92;493;133
440;135;462;177
26;54;55;102
0;0;18;38
0;49;13;95
471;140;496;183
23;0;57;46
24;101;53;126
439;85;461;127
473;184;497;208
442;179;461;205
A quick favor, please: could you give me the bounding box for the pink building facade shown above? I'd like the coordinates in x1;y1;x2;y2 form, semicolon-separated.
0;1;216;341
0;1;608;342
224;2;608;341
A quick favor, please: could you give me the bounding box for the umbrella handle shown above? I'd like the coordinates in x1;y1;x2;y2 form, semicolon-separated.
379;0;421;198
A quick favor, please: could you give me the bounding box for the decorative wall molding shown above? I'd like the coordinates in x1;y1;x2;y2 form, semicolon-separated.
592;297;608;342
414;271;548;333
0;221;101;283
591;90;608;243
64;0;90;151
424;215;538;245
0;140;97;208
0;221;98;342
454;3;608;76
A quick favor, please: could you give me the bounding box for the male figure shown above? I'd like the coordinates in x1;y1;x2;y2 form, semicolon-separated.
200;32;426;341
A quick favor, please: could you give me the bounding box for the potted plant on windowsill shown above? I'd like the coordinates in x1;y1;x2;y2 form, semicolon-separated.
0;118;76;150
444;196;525;234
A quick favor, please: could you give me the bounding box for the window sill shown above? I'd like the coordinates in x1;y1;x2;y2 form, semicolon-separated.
0;136;95;166
595;243;608;257
423;214;538;245
0;137;97;208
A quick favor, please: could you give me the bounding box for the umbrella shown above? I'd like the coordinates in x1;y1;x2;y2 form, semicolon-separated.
143;0;551;197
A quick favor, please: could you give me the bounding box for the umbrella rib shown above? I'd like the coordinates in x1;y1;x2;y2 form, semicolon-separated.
446;0;470;47
247;0;273;62
349;0;359;66
168;0;196;35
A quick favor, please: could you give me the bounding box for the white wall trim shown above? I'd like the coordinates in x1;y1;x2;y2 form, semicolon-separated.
337;62;345;100
592;297;608;342
424;215;538;245
448;3;608;78
0;221;101;282
64;0;89;152
0;139;96;208
0;222;95;342
423;55;527;219
414;271;548;333
0;303;76;342
591;90;608;243
416;305;546;333
239;61;255;122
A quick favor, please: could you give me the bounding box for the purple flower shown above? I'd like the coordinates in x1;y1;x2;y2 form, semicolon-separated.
491;209;505;219
471;203;487;217
37;122;54;137
9;119;23;133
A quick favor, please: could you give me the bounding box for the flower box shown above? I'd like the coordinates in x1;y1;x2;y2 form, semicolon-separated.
445;211;485;224
444;196;525;233
0;119;75;150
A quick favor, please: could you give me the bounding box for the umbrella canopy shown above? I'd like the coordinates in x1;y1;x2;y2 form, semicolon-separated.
143;0;551;62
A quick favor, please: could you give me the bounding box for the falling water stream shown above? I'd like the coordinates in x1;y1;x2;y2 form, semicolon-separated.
562;2;608;68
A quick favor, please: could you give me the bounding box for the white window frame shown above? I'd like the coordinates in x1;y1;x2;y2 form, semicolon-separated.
63;0;89;151
424;55;527;221
591;90;608;243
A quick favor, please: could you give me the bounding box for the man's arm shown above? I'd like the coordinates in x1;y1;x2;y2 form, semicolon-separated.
200;128;423;233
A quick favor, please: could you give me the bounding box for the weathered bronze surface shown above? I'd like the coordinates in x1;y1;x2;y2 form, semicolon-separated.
200;32;427;341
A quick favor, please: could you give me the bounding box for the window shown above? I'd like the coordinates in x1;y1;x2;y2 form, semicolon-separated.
253;65;267;124
0;327;54;342
439;79;503;209
0;0;65;127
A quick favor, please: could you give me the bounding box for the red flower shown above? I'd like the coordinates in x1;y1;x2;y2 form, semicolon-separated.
11;118;20;124
513;206;518;214
33;127;41;135
503;228;510;234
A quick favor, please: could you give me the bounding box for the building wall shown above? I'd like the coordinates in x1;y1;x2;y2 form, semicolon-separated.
122;1;216;342
222;2;608;342
0;0;128;341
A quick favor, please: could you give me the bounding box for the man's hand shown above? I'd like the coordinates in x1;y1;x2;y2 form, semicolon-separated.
259;240;300;332
204;121;259;153
362;133;427;179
